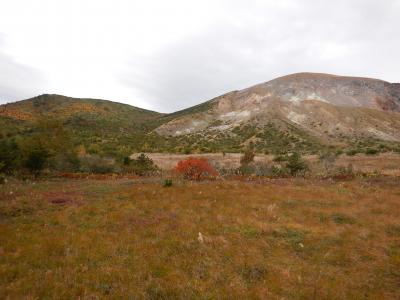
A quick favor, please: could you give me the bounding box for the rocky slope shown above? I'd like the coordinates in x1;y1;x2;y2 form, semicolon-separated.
154;73;400;152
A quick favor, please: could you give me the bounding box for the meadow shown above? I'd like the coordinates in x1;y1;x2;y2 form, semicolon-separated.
1;176;400;299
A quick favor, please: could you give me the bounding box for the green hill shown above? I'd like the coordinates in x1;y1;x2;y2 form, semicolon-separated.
0;94;166;157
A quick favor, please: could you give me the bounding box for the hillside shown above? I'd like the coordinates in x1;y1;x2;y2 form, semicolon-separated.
1;73;400;155
0;94;165;156
155;73;400;154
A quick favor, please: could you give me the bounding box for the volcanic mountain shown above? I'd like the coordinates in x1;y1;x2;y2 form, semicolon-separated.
1;73;400;154
154;73;400;153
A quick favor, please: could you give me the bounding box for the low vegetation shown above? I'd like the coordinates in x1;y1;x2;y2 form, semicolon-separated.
123;154;160;176
1;177;399;298
2;97;400;299
175;157;218;180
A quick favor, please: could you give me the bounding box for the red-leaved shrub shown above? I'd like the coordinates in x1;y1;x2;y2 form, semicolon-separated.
175;157;218;180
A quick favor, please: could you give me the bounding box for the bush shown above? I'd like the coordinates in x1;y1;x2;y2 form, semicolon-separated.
319;152;338;174
365;148;378;155
0;173;5;184
271;165;290;177
329;164;355;179
175;157;218;180
285;152;309;176
128;154;159;176
273;154;289;162
123;156;130;165
52;151;80;172
237;162;274;177
79;155;117;174
0;138;20;174
346;149;359;156
240;150;255;165
163;179;173;187
23;146;49;176
237;164;256;176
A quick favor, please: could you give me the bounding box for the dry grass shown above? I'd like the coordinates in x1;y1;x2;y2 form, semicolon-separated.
1;177;400;299
131;152;400;176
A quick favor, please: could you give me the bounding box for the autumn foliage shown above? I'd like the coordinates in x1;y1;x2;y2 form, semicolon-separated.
174;157;218;180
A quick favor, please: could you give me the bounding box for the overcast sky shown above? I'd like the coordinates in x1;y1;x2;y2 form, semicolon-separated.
0;0;399;112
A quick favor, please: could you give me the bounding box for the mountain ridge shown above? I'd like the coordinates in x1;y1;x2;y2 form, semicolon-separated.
1;72;400;155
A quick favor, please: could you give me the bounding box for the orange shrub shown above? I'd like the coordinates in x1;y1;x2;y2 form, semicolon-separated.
174;157;218;180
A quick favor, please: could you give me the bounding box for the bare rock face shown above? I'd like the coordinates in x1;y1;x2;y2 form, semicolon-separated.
250;73;400;111
155;73;400;144
219;72;400;112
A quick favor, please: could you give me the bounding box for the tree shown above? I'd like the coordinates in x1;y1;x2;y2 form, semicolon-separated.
240;149;255;166
0;138;20;174
286;152;309;176
23;145;49;176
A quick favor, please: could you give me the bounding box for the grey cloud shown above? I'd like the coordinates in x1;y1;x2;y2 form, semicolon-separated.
0;39;44;104
122;0;400;112
0;1;399;111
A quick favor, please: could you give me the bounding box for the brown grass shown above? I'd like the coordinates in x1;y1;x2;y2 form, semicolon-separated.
133;152;400;176
0;177;399;299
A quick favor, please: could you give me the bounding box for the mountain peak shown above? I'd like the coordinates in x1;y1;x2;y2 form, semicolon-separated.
238;72;400;111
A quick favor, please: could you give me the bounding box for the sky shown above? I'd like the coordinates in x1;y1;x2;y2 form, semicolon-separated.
0;0;399;112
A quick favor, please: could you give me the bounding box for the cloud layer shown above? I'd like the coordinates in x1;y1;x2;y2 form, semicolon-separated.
1;0;399;112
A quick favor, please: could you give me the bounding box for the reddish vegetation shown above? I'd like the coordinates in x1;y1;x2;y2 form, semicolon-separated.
43;191;83;206
174;157;218;180
0;107;34;120
60;102;106;116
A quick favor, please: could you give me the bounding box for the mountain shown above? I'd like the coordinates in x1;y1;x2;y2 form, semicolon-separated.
1;73;400;155
155;73;400;153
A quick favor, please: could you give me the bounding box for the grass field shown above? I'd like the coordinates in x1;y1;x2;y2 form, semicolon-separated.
1;177;400;299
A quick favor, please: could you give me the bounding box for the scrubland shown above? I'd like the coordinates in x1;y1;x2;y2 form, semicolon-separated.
1;176;400;299
132;152;400;176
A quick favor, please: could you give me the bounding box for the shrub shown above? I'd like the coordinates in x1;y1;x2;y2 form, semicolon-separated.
335;149;344;156
240;150;255;165
271;165;290;177
285;152;309;176
346;149;359;156
79;155;116;174
0;173;5;184
175;157;218;180
273;154;289;162
365;148;378;155
123;156;130;165
163;179;173;187
128;154;159;176
237;162;274;177
319;152;338;174
329;164;355;179
0;138;20;174
237;164;256;176
52;151;80;172
23;146;49;176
